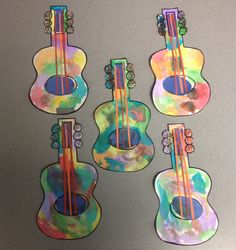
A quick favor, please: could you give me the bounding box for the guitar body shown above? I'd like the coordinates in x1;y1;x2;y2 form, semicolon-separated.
93;100;154;172
30;45;88;114
37;161;101;239
151;46;210;116
154;167;218;245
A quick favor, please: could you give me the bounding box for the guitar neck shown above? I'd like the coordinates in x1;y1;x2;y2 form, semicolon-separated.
169;124;190;173
162;8;184;50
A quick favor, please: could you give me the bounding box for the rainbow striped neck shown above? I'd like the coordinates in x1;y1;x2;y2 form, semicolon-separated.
111;58;131;100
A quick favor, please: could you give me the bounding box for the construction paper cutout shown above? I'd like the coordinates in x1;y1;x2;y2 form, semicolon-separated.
37;118;101;239
93;58;154;172
154;123;218;245
150;8;211;116
29;5;88;115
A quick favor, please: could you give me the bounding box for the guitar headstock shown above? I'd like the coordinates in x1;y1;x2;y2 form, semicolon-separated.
156;7;187;37
104;58;136;90
44;5;74;34
162;123;194;155
51;118;83;149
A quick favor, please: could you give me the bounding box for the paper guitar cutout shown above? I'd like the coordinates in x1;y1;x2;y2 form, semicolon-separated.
93;58;154;172
37;118;101;239
30;5;88;114
150;8;211;116
154;123;218;245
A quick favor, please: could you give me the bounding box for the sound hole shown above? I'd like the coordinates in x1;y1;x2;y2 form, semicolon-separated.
45;75;76;95
55;193;88;216
170;196;203;220
163;76;195;95
109;128;141;150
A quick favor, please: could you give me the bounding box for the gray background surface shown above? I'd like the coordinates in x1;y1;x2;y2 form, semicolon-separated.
0;0;236;249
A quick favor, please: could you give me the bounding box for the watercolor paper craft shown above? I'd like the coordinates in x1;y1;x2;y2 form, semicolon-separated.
37;118;101;239
150;8;211;116
30;5;88;114
93;58;154;172
154;123;218;245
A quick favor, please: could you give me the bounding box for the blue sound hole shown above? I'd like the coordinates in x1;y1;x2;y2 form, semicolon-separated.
55;193;88;216
109;128;141;149
45;75;76;95
170;196;203;220
163;76;193;95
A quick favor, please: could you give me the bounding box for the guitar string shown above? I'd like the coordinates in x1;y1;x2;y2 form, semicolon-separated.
171;14;188;93
168;13;180;95
179;128;195;220
114;66;120;149
117;66;126;148
172;128;184;218
53;12;59;95
122;63;131;148
61;123;67;215
58;12;65;95
69;122;78;214
61;13;70;94
168;13;184;95
176;128;190;218
64;123;73;216
169;34;178;95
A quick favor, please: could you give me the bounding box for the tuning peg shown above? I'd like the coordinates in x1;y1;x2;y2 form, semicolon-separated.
44;27;52;34
66;11;74;19
178;18;186;28
104;65;112;74
66;26;74;34
51;141;59;149
179;27;187;36
105;73;113;81
158;27;166;36
157;21;166;29
73;131;83;140
127;80;136;89
163;146;172;154
74;123;82;132
185;137;193;145
186;144;195;153
105;81;113;89
156;14;165;22
162;137;172;147
44;19;52;27
126;72;135;81
162;129;171;139
178;10;185;20
66;18;74;26
74;140;83;148
126;63;134;72
44;11;52;20
51;124;60;133
185;129;192;138
51;133;59;141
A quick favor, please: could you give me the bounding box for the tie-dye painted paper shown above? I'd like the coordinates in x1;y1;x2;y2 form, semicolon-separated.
93;58;154;172
30;5;88;114
154;123;218;245
37;118;101;239
150;8;211;116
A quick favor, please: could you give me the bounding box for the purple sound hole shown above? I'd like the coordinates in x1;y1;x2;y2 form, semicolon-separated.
109;128;141;150
45;75;76;95
170;196;203;220
163;76;193;95
55;193;88;216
